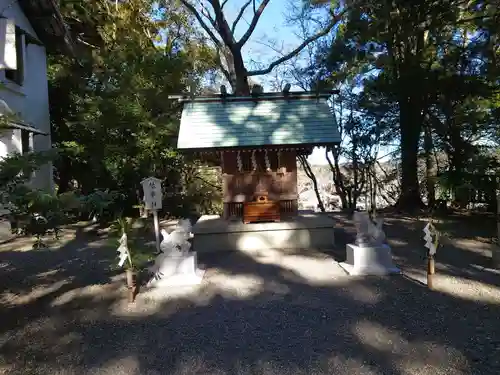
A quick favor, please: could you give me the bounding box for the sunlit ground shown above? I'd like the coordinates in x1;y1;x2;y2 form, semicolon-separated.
1;214;500;374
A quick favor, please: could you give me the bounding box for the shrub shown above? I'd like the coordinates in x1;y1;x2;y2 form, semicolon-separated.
9;189;80;248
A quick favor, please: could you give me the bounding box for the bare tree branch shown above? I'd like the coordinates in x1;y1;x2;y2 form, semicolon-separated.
247;8;348;76
254;38;285;56
221;0;230;9
209;0;237;45
199;0;218;29
179;0;222;47
237;0;271;47
215;47;232;82
195;175;221;190
298;155;325;212
232;0;252;34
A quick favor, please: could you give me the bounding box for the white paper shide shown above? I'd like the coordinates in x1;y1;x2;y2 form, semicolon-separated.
423;222;437;256
117;232;131;268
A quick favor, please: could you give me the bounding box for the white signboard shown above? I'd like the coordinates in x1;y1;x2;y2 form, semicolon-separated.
141;177;163;210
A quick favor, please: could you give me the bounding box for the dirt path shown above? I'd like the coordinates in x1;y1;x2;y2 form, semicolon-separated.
0;215;499;375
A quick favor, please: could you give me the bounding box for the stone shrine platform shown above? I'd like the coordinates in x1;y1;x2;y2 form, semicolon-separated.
192;213;335;253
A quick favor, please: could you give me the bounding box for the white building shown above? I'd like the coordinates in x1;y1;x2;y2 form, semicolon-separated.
0;0;73;190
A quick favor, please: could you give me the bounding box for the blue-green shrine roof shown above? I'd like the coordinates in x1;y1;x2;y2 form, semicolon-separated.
177;93;340;150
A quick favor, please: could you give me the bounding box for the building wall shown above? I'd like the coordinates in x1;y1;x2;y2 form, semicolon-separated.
0;0;53;190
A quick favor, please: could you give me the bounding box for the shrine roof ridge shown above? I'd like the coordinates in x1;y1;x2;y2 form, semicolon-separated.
168;90;339;103
177;93;341;151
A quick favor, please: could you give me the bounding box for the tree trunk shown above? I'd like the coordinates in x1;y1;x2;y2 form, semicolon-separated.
448;125;467;199
370;166;377;212
298;155;325;212
346;188;353;209
225;47;250;95
352;138;361;209
424;124;436;208
364;168;369;210
326;147;348;209
397;100;424;211
56;157;72;194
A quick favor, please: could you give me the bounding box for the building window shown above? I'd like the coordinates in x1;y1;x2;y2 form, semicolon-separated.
5;26;24;85
21;130;30;154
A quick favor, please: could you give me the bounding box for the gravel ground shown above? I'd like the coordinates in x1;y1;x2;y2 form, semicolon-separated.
1;216;500;375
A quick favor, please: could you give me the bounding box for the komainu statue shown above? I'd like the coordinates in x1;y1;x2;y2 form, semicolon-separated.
353;211;386;247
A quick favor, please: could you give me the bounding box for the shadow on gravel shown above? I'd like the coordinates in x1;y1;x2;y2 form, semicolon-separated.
0;223;120;335
326;212;500;289
1;214;500;375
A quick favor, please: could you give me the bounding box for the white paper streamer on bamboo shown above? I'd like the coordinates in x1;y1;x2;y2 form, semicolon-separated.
237;151;242;172
117;232;131;267
264;150;271;171
423;222;437;255
251;150;257;170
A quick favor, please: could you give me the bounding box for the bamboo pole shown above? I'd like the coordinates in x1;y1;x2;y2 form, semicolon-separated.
493;184;500;268
427;254;435;289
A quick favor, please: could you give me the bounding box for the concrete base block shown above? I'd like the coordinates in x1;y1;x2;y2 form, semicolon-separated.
192;214;335;253
149;269;205;288
339;243;400;276
147;252;205;287
0;220;12;240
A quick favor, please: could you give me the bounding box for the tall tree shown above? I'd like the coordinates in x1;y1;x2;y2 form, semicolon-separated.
49;0;219;215
170;0;349;94
310;0;500;210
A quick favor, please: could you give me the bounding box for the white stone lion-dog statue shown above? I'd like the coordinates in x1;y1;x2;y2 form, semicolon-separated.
147;219;200;286
353;211;386;247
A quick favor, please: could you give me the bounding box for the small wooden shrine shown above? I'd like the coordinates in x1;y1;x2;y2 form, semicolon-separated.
176;87;341;223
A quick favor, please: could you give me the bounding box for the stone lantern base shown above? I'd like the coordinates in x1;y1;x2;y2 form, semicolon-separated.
339;243;400;276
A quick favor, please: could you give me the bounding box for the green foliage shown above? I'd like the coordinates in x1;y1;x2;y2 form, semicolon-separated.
0;150;64;247
306;0;500;210
0;151;57;198
0;148;124;247
6;186;125;248
9;190;77;247
49;0;218;218
79;189;125;221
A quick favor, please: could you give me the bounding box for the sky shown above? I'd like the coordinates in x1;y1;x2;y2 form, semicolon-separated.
223;1;315;86
224;2;297;56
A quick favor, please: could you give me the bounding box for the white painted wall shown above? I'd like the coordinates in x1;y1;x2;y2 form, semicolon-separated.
0;0;53;191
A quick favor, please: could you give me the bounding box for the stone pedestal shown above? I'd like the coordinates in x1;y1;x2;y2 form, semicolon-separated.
0;219;12;240
147;252;205;287
339;243;400;276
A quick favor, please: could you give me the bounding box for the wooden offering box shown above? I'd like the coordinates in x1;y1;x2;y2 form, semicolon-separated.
243;195;280;224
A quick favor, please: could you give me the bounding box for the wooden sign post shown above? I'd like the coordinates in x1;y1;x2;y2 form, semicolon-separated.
141;177;163;254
